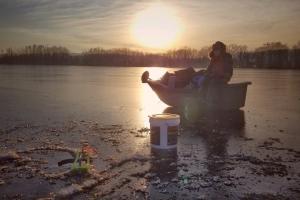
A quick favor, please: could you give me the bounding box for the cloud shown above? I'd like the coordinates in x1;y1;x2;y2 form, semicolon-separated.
0;0;299;51
173;0;300;48
0;0;149;50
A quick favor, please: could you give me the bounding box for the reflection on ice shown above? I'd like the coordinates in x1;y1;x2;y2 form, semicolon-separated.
140;67;169;127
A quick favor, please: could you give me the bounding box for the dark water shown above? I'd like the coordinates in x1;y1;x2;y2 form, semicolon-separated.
0;65;299;149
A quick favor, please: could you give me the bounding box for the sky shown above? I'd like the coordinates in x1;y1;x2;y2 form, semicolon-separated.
0;0;299;52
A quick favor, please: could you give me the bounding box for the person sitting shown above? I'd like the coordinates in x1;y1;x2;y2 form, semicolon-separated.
206;41;233;84
190;41;233;89
160;41;233;89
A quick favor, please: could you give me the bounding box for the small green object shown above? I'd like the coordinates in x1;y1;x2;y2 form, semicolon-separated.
182;176;188;184
71;151;90;174
184;178;188;184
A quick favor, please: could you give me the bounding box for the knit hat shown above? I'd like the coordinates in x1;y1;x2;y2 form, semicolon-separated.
212;41;226;52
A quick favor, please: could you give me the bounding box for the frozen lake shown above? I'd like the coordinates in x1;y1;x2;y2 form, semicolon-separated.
0;65;299;148
1;65;300;199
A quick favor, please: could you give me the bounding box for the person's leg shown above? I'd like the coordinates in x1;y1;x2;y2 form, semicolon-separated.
161;72;171;85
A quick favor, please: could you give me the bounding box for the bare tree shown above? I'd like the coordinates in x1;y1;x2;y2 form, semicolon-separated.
292;41;300;49
255;42;288;51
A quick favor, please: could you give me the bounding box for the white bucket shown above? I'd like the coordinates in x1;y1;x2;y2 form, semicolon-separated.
149;113;180;149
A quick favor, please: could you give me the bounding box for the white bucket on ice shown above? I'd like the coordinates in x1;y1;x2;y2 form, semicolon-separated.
149;114;180;149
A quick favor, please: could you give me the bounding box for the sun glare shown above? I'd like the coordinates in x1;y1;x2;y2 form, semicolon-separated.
140;68;168;126
132;3;182;49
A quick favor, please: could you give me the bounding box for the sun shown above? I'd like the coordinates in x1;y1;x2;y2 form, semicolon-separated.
132;4;182;49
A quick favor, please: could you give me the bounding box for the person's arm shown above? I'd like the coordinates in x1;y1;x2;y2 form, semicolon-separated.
223;54;233;82
205;61;213;78
205;51;214;77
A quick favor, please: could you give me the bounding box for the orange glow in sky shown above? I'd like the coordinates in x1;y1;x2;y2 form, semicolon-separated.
131;3;182;50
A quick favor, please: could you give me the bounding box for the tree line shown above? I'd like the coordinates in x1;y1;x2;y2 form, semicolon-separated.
0;42;299;69
239;42;300;69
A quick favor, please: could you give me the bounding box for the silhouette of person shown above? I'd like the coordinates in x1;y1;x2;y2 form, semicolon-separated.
206;41;233;84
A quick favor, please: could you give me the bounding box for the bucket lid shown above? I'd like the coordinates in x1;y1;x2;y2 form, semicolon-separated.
149;113;180;120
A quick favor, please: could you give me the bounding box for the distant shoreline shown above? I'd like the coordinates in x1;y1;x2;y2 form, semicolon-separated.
1;64;299;70
1;44;299;69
